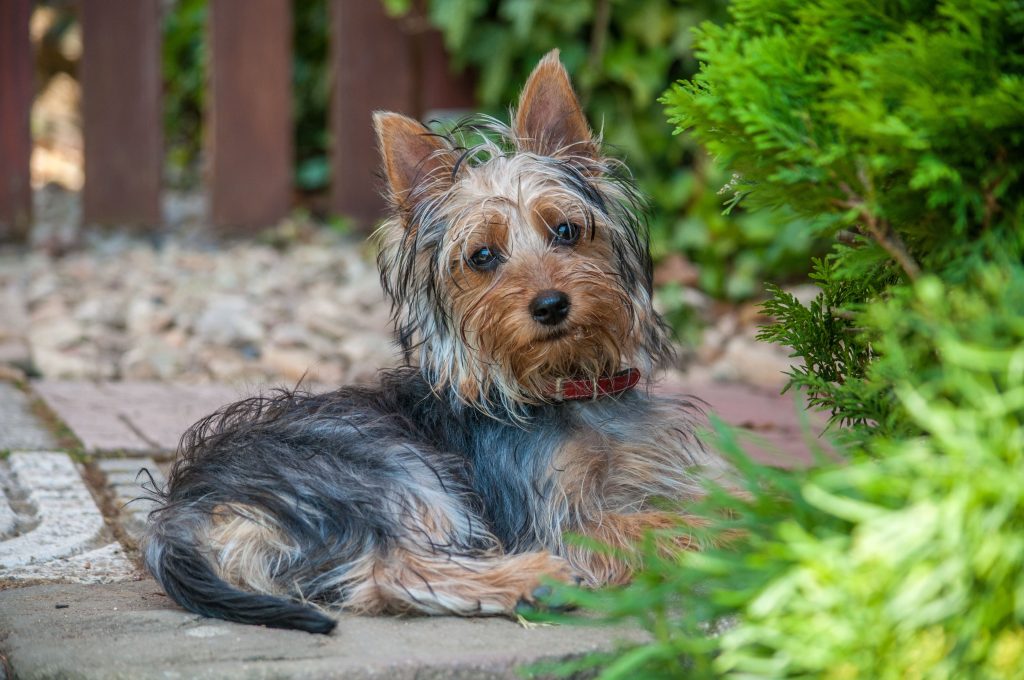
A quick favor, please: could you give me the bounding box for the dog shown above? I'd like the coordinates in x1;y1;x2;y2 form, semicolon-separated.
143;50;726;634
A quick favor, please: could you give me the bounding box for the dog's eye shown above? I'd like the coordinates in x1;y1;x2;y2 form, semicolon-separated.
552;222;580;245
468;246;500;271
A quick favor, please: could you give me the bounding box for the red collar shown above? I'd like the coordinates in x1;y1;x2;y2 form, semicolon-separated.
548;368;641;402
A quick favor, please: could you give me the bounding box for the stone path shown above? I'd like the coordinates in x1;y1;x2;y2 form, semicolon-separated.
0;581;645;680
34;376;828;464
0;376;830;678
0;451;135;584
0;382;57;451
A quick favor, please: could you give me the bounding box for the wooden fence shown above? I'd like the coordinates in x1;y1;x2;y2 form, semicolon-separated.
0;0;474;240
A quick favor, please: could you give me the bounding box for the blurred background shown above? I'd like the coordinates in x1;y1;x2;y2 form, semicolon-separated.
0;0;816;390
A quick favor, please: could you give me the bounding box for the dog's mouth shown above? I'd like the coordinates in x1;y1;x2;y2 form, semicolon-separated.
536;325;586;343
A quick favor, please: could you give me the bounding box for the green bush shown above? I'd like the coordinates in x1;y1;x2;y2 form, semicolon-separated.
389;0;820;301
545;1;1024;677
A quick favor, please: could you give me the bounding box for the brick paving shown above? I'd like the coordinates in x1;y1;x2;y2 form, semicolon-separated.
33;377;828;465
0;374;833;678
34;380;239;453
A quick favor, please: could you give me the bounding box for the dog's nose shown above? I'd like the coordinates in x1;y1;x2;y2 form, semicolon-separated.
530;290;571;326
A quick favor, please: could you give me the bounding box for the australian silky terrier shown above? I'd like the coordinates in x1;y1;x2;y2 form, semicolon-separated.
144;50;726;634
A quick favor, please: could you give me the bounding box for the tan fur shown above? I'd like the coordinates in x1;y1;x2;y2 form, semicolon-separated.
374;112;453;208
205;504;298;595
345;549;577;615
514;49;598;159
568;512;706;586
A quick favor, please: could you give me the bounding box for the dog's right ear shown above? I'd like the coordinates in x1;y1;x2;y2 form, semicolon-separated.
374;112;453;209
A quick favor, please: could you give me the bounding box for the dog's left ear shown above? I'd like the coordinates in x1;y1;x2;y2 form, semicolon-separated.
514;49;598;159
374;111;454;210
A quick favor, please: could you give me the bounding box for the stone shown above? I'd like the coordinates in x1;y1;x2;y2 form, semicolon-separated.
98;457;166;542
32;381;152;452
121;337;182;380
268;322;314;348
73;297;120;326
712;334;795;392
0;452;135;583
27;316;83;351
0;338;31;367
0;465;16;539
31;344;116;380
0;580;647;680
199;346;250;382
0;382;58;451
261;346;319;383
125;297;173;336
785;283;821;307
194;295;264;346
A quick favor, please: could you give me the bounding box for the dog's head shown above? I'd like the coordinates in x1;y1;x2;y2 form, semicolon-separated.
374;50;673;413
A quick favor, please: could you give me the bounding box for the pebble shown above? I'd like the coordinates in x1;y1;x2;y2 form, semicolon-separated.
1;224;398;386
1;191;803;390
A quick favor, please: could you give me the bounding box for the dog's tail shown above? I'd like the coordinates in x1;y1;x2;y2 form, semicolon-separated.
143;526;337;635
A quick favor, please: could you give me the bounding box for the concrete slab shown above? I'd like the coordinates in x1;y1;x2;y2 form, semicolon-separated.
0;382;57;451
97;457;166;542
0;452;135;584
0;580;646;680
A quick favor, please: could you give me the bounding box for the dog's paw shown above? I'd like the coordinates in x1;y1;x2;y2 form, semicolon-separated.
514;556;584;613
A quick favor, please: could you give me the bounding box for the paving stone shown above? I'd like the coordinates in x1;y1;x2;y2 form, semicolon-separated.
656;376;831;467
0;452;135;584
0;580;647;680
34;380;330;455
107;382;242;451
32;381;151;452
0;465;17;539
0;382;58;451
33;380;248;453
98;457;166;542
36;378;828;466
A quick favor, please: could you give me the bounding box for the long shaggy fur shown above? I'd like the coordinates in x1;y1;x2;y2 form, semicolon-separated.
143;50;725;635
376;115;675;415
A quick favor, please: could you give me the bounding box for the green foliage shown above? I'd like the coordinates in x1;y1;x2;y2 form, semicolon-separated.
547;1;1024;677
664;0;1024;426
547;267;1024;680
396;0;820;300
163;0;206;185
292;0;331;192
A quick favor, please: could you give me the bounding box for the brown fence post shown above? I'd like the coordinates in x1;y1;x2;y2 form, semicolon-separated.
80;0;163;227
419;29;475;116
208;0;293;231
0;0;33;241
328;0;415;229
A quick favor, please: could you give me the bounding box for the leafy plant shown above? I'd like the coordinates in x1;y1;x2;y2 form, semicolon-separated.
389;0;821;302
541;1;1024;677
162;0;206;186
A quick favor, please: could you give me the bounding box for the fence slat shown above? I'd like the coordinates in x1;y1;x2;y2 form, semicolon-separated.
0;0;33;241
419;29;475;116
328;0;415;229
208;0;293;231
80;0;162;227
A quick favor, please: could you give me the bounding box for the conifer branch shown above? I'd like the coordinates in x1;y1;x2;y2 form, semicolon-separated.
836;182;922;281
